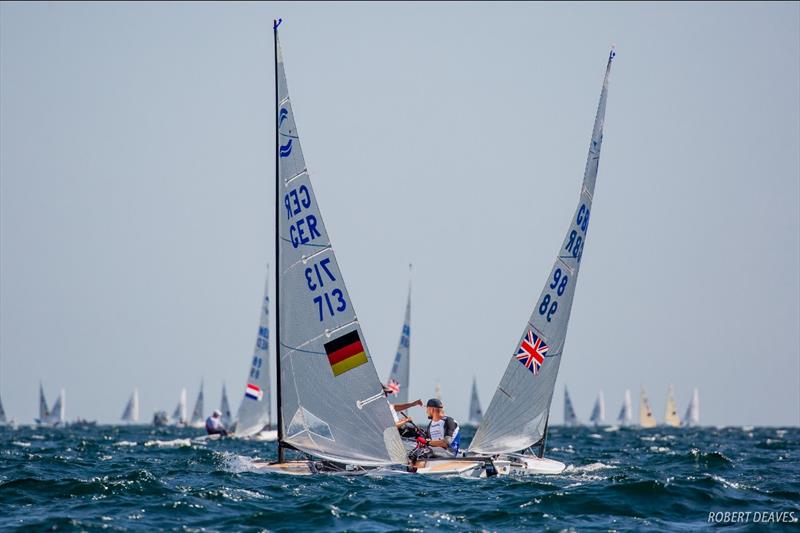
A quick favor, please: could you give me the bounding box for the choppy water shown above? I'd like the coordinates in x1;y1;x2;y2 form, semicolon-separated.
0;425;798;531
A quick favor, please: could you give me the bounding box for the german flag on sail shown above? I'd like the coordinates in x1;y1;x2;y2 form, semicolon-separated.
324;330;368;377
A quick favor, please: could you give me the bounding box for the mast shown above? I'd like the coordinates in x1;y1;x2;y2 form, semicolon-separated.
274;18;284;463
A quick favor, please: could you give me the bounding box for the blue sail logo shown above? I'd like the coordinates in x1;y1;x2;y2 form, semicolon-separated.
279;139;293;158
279;108;288;127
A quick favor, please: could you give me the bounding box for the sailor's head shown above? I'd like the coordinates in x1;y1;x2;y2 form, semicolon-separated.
426;398;443;419
212;410;221;418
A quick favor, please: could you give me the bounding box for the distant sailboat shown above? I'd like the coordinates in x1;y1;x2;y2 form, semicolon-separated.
220;384;232;428
0;391;7;425
563;387;579;426
617;389;632;426
189;381;205;428
36;383;50;426
253;20;406;473
171;388;187;426
467;377;483;426
48;389;65;426
467;49;616;477
683;388;700;427
589;390;605;426
386;270;412;403
234;269;274;439
639;388;657;428
121;388;140;424
664;385;680;427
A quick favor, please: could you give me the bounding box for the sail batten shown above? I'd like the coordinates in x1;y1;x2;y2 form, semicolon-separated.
469;50;614;455
274;28;404;466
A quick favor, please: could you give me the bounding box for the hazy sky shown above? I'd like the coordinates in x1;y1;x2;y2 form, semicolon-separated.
1;2;798;426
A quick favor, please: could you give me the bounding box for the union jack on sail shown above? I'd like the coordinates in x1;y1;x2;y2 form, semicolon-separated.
515;329;548;375
386;379;400;395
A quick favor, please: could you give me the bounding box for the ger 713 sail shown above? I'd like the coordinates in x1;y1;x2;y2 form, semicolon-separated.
254;20;406;474
464;49;616;475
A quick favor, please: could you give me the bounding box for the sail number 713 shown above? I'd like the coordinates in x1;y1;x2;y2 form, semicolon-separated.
304;257;348;321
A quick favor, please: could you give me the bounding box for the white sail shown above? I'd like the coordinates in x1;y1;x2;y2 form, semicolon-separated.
639;388;657;428
589;390;605;426
172;388;187;425
189;381;205;428
617;389;632;426
468;377;483;425
275;26;405;466
38;383;50;424
121;388;139;423
234;270;273;437
683;388;700;427
220;384;232;428
386;273;411;404
48;389;65;425
469;50;615;455
563;387;578;426
664;385;680;427
0;392;5;424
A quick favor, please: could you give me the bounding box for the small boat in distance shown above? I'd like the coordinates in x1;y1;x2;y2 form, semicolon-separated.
617;389;633;426
589;390;605;427
35;382;50;426
467;377;483;427
220;384;232;428
664;385;681;427
564;387;579;426
121;388;140;424
683;388;700;427
171;388;187;426
189;381;204;429
639;388;657;428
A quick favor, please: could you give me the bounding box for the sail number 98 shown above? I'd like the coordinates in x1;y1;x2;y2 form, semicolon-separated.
538;268;569;322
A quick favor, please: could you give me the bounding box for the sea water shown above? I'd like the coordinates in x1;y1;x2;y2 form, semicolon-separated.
1;425;797;531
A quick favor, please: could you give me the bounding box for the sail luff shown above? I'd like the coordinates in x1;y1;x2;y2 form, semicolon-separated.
274;20;285;463
274;25;404;466
469;50;615;455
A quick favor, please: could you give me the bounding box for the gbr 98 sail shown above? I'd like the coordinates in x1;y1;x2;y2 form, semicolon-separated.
469;50;615;455
275;30;405;467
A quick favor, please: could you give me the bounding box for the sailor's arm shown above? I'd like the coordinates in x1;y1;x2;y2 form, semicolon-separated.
392;399;423;412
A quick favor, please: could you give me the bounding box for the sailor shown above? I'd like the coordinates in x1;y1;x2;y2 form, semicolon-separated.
417;398;461;457
205;410;228;436
383;385;422;436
